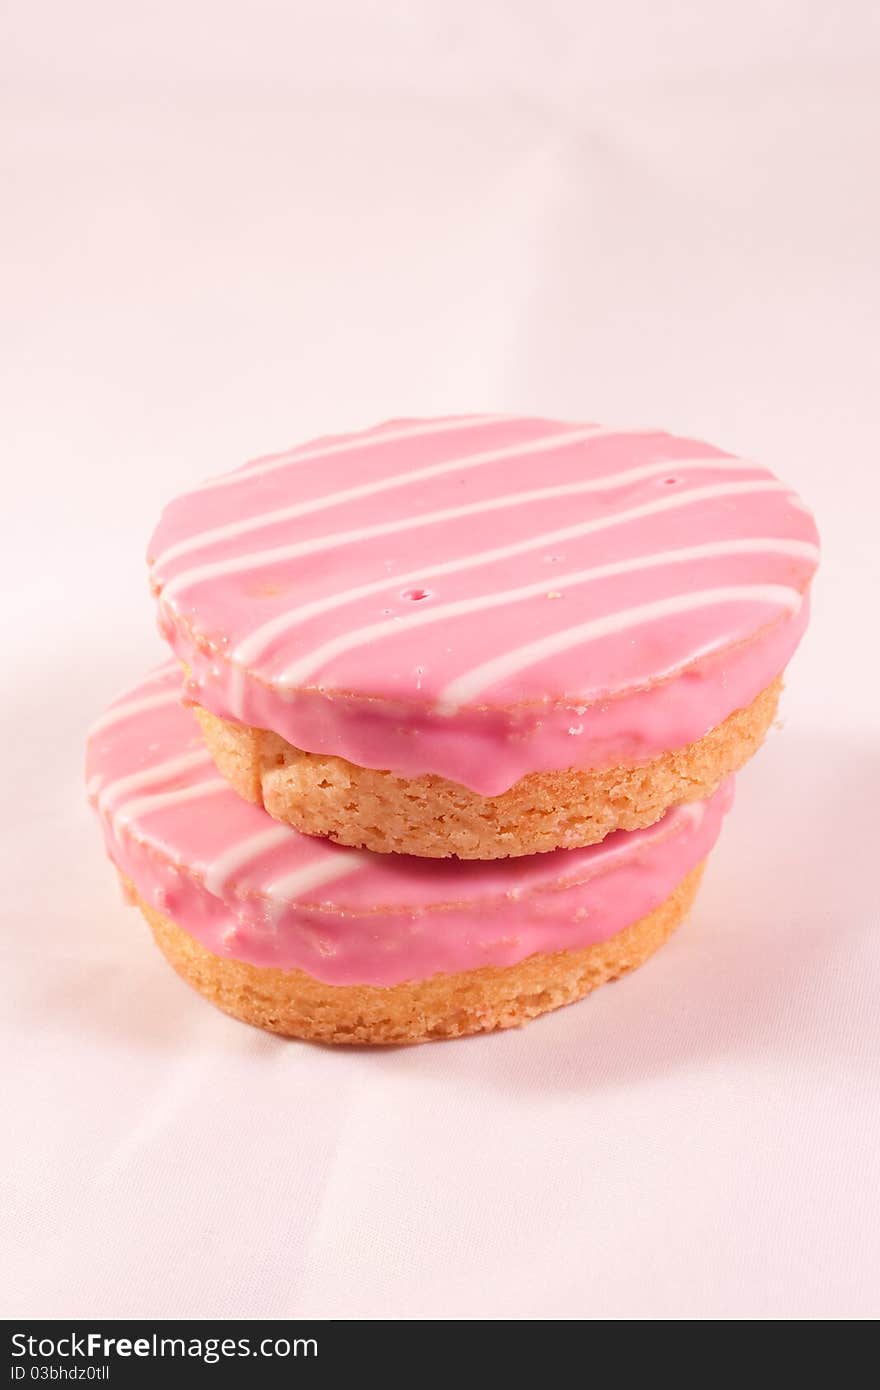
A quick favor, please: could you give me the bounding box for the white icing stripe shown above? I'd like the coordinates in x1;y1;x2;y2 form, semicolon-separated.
440;584;804;710
278;537;820;686
227;661;248;722
265;855;363;902
87;687;181;737
161;460;771;605
203;824;293;896
557;795;709;885
192;415;510;493
789;497;817;518
97;749;213;807
232;478;792;668
87;662;178;736
115;778;228;823
153;425;618;569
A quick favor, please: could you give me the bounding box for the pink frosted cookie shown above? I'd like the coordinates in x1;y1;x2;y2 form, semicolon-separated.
87;665;732;1043
148;415;818;858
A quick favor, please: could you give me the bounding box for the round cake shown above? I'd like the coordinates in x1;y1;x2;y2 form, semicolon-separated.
87;665;733;1044
147;415;818;857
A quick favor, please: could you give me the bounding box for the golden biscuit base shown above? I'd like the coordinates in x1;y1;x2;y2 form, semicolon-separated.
191;679;780;858
132;862;704;1044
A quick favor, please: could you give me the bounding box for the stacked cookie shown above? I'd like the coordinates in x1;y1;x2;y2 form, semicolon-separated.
87;417;819;1043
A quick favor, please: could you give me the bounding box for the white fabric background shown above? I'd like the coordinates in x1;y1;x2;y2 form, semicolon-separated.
2;2;878;1319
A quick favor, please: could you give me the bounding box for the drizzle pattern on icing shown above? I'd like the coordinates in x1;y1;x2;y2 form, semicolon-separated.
440;583;803;710
159;468;787;605
203;824;292;896
193;413;510;492
86;659;180;737
87;667;734;986
155;422;616;569
148;416;819;792
93;748;214;806
115;779;228;825
278;539;816;688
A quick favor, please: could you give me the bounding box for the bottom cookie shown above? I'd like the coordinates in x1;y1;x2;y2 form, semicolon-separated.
134;862;704;1045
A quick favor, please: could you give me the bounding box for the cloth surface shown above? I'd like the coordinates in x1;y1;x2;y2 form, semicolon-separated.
2;1;878;1319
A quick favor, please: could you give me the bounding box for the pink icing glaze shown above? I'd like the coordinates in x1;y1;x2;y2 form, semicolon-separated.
87;666;733;986
148;416;819;795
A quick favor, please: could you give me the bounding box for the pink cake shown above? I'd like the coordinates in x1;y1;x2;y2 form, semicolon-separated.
146;416;818;857
87;665;732;1041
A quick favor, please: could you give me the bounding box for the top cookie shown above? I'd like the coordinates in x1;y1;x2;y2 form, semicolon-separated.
148;416;818;805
